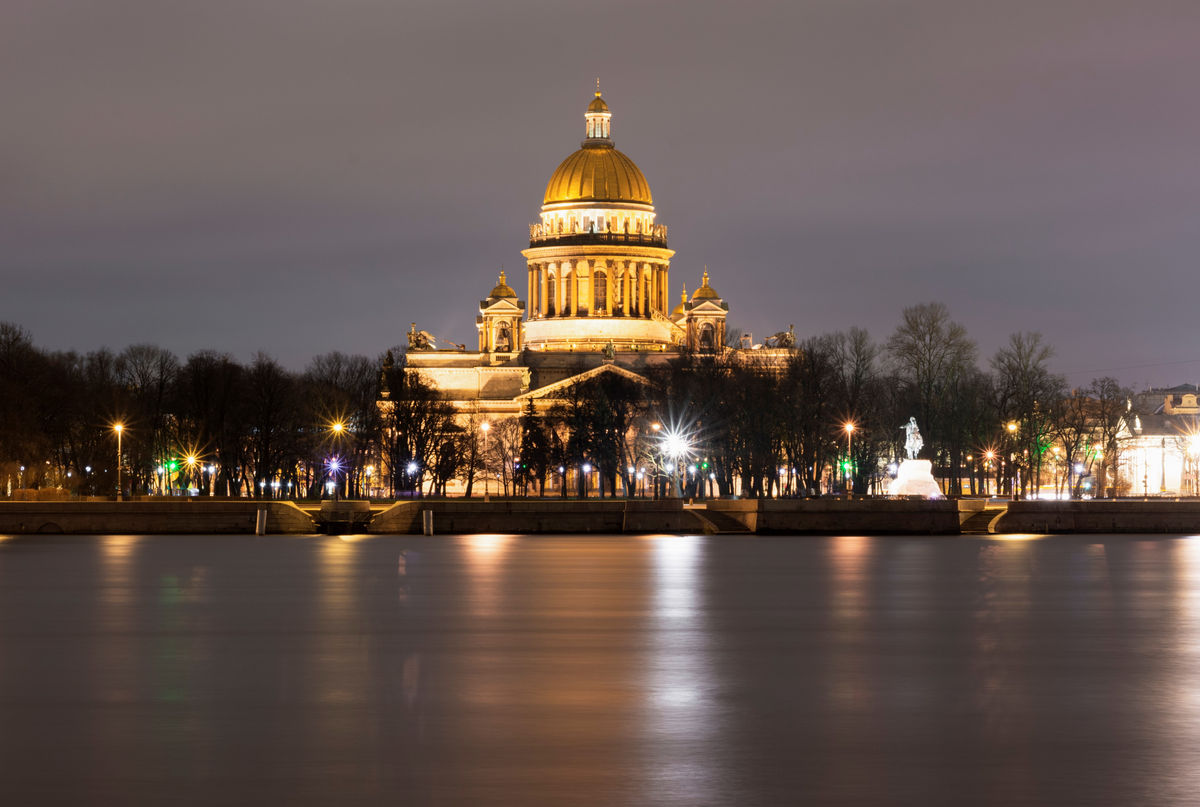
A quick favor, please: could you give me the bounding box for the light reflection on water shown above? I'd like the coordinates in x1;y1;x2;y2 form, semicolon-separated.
2;534;1200;804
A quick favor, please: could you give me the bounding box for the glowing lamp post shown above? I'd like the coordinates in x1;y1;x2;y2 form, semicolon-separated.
185;455;197;495
480;421;491;499
1190;436;1200;496
327;457;342;502
405;461;418;497
984;451;995;497
329;421;348;497
660;428;693;498
1007;422;1018;500
112;423;124;501
844;422;855;496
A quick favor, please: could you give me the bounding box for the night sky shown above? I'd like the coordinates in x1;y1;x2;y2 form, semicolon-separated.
4;1;1198;388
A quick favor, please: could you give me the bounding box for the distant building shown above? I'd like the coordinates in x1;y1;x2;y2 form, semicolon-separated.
402;89;778;424
1117;385;1200;496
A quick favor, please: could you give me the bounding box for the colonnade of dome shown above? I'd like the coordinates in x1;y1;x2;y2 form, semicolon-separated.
521;90;677;351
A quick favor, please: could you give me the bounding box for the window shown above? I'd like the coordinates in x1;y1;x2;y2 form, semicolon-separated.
593;270;607;313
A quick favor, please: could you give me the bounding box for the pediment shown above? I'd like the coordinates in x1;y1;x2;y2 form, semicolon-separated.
480;298;525;313
516;363;654;400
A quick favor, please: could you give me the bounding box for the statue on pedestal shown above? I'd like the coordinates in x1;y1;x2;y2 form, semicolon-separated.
889;417;941;498
902;417;923;460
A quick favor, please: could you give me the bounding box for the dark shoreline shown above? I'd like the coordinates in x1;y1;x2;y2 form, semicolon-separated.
3;498;1200;536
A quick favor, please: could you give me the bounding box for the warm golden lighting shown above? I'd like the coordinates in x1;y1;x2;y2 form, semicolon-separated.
331;421;345;434
113;423;124;435
651;422;662;432
185;455;197;468
844;422;855;435
1007;422;1018;433
480;421;491;433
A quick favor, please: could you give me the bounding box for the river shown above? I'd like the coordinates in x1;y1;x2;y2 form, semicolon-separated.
2;533;1199;805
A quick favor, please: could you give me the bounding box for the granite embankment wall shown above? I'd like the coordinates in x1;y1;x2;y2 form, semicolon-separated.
994;501;1200;534
755;499;962;534
367;498;958;535
9;498;1192;536
0;501;316;534
369;499;713;534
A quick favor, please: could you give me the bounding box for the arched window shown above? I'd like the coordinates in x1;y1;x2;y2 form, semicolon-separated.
593;269;607;313
547;275;557;316
699;323;715;352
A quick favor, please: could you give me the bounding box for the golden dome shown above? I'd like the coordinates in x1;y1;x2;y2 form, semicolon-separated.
691;269;720;300
672;286;688;316
543;147;652;205
489;271;516;298
543;91;653;206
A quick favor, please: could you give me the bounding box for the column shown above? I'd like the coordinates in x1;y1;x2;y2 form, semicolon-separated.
579;259;592;316
604;262;613;316
528;267;535;317
562;262;572;316
621;263;631;316
644;264;651;317
540;264;549;317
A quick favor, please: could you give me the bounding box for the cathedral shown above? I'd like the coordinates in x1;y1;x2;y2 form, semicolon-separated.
403;89;744;421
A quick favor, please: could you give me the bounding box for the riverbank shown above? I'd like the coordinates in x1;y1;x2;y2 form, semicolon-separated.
4;498;1200;535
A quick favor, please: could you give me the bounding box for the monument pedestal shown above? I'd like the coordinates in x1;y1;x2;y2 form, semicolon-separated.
888;459;943;498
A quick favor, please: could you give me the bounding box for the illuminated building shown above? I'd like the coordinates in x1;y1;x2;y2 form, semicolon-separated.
1116;386;1200;496
403;89;735;420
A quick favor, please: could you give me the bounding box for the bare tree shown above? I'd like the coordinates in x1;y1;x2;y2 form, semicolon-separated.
886;302;978;493
991;332;1065;497
1088;377;1132;498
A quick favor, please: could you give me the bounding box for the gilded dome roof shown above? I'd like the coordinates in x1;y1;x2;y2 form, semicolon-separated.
543;147;653;205
672;286;688;316
691;270;720;300
543;91;653;206
489;271;516;298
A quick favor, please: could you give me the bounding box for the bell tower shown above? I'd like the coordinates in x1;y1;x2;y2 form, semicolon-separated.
476;271;525;354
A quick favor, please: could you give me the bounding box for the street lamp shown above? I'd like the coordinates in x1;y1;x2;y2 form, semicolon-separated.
660;427;694;498
329;421;348;497
480;421;491;498
1006;421;1018;500
185;454;198;496
1189;436;1200;496
327;457;342;502
984;450;995;497
844;422;855;496
112;423;124;501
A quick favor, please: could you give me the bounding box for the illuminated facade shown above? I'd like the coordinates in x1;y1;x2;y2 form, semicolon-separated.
404;90;731;419
1116;387;1200;496
522;91;680;353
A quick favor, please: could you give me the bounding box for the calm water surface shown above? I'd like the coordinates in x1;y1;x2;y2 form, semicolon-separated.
2;533;1200;806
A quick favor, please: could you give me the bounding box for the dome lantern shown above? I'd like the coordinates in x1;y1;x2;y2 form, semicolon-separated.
541;89;654;207
585;79;612;143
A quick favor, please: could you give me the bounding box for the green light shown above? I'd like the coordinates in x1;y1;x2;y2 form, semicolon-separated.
168;461;177;471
